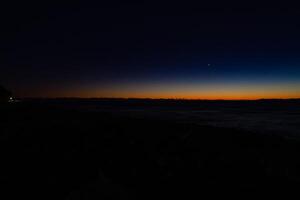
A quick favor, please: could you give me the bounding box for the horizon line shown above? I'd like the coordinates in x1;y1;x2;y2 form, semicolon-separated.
18;97;300;101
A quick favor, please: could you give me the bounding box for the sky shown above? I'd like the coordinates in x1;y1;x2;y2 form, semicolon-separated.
1;1;300;99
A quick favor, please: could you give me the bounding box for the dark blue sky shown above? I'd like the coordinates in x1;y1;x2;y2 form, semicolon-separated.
1;1;300;99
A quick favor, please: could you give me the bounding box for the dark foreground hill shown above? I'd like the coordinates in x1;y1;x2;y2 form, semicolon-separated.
1;100;300;199
0;85;12;102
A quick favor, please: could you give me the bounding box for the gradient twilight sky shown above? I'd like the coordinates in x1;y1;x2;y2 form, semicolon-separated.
1;1;300;99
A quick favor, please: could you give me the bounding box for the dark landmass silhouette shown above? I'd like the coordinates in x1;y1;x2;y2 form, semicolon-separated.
1;99;300;199
0;85;12;102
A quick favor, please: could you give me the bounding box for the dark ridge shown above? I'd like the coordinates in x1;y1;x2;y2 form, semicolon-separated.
0;85;12;102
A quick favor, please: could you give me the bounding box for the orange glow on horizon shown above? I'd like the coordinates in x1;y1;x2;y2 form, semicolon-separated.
15;82;300;100
24;89;300;100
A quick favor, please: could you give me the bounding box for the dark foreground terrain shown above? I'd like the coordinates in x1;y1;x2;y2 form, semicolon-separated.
1;99;300;199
